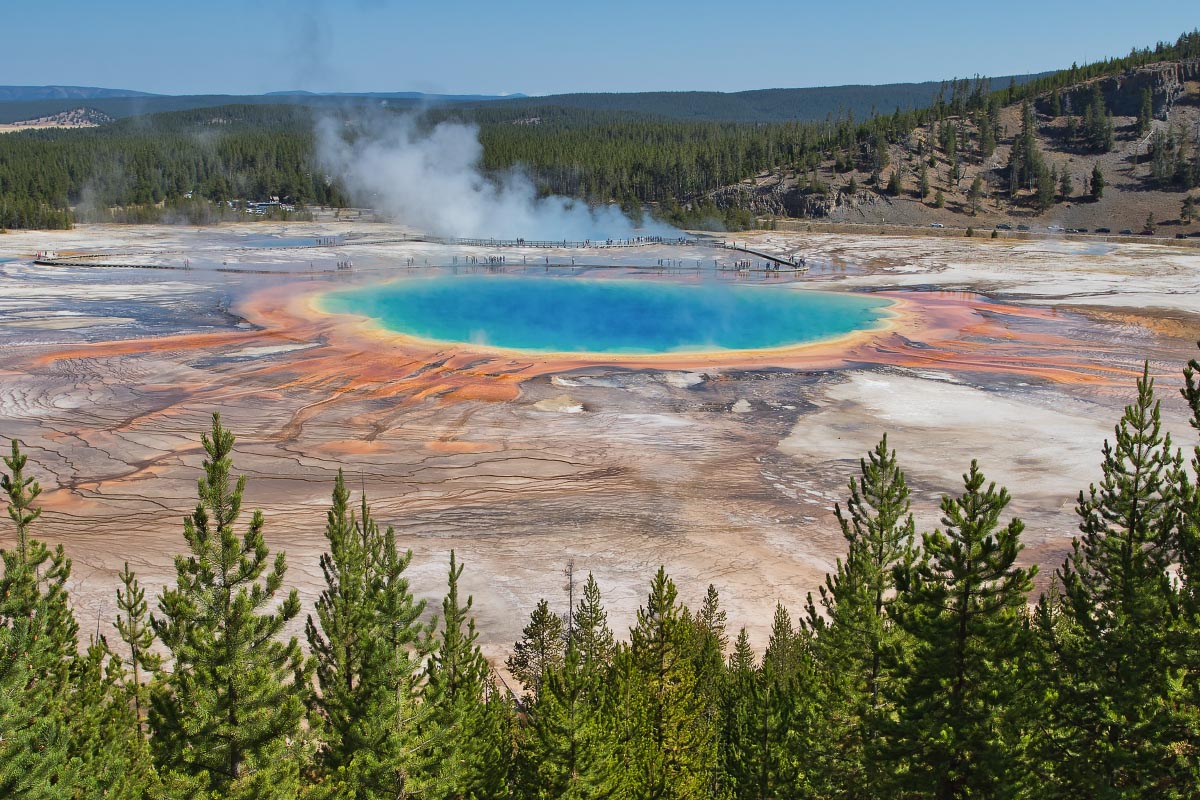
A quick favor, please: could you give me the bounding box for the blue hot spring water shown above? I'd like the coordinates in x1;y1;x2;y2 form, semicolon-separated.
320;275;890;354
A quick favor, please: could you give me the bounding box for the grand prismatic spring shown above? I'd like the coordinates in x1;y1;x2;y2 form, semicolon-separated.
318;275;892;354
0;224;1198;656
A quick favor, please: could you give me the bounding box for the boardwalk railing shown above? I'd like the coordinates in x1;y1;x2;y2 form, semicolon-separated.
404;234;689;248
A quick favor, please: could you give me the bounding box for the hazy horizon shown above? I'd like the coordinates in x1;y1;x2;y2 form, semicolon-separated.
6;1;1197;97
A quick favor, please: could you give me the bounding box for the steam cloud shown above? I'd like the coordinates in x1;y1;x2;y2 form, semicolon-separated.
316;115;677;240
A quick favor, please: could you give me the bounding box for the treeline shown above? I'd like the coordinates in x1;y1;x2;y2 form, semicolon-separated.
0;197;73;230
476;116;809;204
4;347;1200;798
0;100;897;232
0;105;346;228
1148;126;1200;191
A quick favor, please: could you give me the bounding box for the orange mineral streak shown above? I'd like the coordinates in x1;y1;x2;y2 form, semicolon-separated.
850;291;1142;386
28;279;1138;429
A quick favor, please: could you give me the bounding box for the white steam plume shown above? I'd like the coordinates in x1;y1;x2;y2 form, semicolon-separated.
316;115;678;240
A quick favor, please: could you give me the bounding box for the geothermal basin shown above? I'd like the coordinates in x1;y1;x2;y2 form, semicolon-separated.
0;222;1199;664
318;274;892;354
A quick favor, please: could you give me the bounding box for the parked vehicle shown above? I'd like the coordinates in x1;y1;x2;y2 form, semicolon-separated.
996;223;1013;230
1176;233;1189;239
1095;227;1111;233
1017;225;1030;231
1048;225;1066;232
1120;229;1135;235
930;223;944;228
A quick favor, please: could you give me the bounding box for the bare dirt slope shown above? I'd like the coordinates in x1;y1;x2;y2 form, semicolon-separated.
705;62;1200;236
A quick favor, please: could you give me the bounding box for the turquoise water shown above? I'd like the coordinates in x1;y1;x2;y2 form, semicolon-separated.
320;275;890;354
241;235;320;248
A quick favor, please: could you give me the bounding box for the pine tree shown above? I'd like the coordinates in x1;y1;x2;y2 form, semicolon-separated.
762;603;803;677
307;471;430;798
516;640;619;800
115;562;161;743
421;551;513;799
516;574;624;798
1176;347;1200;791
805;435;917;797
149;414;312;798
1083;83;1115;152
887;461;1036;798
1054;364;1188;794
625;567;718;800
689;583;729;710
727;628;754;673
1059;170;1073;201
0;439;79;799
1017;585;1084;797
1091;164;1106;200
604;645;653;799
573;573;616;669
1036;163;1057;210
1181;194;1196;224
101;563;164;798
1183;349;1200;582
70;636;158;799
1137;87;1153;136
1008;101;1038;196
979;116;996;159
968;176;983;215
695;584;728;650
507;599;566;702
721;649;805;800
918;164;930;199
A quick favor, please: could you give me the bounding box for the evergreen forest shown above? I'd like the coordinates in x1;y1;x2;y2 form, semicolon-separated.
1;30;1198;232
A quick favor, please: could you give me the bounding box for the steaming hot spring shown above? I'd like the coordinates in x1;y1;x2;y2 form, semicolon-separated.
317;274;892;354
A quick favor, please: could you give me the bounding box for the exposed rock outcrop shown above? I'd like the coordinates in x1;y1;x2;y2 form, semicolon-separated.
1054;59;1200;119
705;179;892;219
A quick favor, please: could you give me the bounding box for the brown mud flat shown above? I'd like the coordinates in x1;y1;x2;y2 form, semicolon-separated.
0;224;1197;659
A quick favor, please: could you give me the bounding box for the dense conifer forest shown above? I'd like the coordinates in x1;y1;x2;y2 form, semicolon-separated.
3;342;1199;799
1;30;1197;232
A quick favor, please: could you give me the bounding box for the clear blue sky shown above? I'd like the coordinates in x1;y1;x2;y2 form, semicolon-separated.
6;0;1197;95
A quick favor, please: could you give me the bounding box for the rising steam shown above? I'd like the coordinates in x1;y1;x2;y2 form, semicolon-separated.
315;115;676;240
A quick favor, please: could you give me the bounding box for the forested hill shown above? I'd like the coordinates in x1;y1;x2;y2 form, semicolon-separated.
0;85;156;102
475;74;1052;122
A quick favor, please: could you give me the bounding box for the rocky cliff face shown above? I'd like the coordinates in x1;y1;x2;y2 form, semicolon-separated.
704;181;892;219
1054;58;1200;119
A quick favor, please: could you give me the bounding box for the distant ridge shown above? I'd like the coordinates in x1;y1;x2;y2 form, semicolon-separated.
0;85;158;102
484;74;1055;122
265;90;528;102
0;75;1054;125
0;90;523;125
